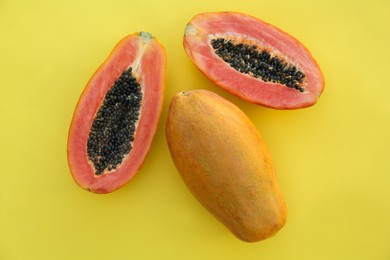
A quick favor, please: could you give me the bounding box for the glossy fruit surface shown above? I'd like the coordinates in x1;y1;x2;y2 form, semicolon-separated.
184;12;325;109
68;32;166;194
166;90;287;242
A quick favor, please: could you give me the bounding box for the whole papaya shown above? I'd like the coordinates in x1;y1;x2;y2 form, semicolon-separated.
166;90;287;242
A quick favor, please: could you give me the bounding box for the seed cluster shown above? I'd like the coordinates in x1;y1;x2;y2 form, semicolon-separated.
211;38;305;92
87;67;142;175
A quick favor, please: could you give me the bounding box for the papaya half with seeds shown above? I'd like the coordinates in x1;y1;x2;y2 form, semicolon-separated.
67;32;166;194
166;90;287;242
184;12;325;109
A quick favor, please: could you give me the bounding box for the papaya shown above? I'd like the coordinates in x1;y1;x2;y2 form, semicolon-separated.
184;12;325;109
67;32;166;194
166;90;287;242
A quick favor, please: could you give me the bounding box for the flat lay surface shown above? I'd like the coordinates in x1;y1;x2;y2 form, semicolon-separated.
0;0;389;259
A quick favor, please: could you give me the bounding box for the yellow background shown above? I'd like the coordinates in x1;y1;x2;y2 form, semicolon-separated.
1;0;389;259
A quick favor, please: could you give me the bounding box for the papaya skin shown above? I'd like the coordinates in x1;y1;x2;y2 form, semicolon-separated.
166;90;287;242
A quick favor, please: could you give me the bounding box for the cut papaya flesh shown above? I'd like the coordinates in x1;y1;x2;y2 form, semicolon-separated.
67;32;166;193
184;12;325;109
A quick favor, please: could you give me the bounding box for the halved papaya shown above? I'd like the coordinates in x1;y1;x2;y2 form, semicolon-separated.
184;12;325;109
67;32;166;194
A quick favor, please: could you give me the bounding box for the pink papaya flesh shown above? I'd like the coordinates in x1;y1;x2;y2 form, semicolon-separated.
67;32;166;193
184;12;325;109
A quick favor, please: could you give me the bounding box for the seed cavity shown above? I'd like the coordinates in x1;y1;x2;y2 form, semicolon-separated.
211;38;305;92
87;67;142;175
